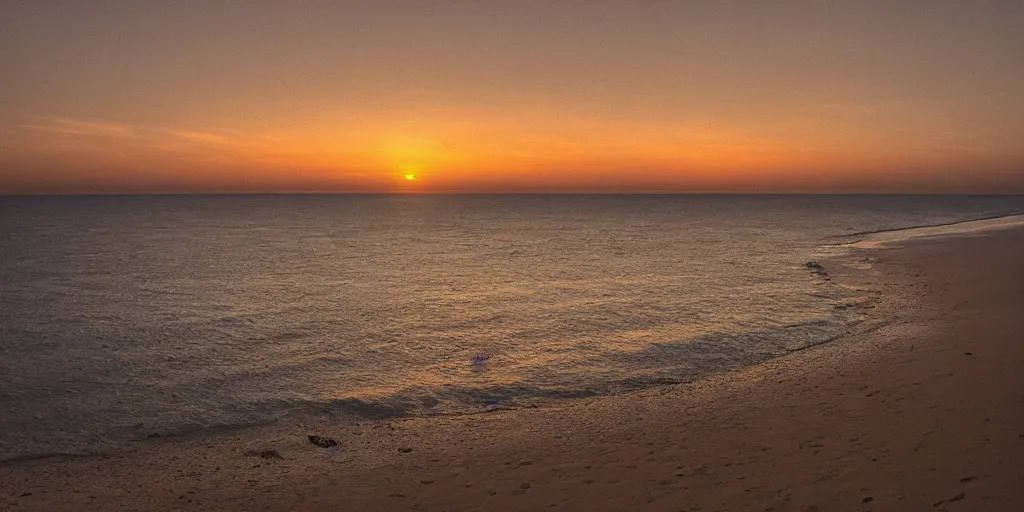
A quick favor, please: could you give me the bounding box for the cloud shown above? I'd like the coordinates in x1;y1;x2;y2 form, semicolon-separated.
22;118;138;138
17;117;269;156
167;130;230;144
19;118;247;146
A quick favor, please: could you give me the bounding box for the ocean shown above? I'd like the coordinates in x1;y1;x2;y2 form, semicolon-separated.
1;194;1022;461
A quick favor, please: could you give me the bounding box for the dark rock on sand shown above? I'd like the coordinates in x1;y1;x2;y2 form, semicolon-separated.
805;261;828;277
308;435;338;448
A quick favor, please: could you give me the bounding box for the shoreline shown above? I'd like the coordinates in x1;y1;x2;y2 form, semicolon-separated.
3;224;1024;510
837;211;1024;239
832;212;1024;249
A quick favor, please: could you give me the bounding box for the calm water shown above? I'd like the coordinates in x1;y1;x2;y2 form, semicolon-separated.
1;194;1022;460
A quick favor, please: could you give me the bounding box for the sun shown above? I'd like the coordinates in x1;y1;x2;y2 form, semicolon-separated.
404;174;416;181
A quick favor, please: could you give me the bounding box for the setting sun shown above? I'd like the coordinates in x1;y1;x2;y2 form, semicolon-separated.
404;174;416;181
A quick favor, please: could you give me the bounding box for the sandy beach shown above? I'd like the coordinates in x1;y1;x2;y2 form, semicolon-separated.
2;225;1023;512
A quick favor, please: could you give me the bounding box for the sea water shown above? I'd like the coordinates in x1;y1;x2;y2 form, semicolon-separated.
1;194;1022;460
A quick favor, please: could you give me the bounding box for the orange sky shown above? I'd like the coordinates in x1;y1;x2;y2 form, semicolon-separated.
2;1;1022;194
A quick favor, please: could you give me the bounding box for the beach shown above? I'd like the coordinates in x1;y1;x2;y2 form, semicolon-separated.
2;224;1023;511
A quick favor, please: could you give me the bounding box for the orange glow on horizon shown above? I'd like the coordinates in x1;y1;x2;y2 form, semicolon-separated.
2;113;1021;194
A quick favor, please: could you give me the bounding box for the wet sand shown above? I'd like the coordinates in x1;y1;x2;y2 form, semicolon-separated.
2;226;1023;511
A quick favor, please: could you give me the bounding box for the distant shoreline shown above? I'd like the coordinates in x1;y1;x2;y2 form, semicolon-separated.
837;213;1024;248
836;211;1024;239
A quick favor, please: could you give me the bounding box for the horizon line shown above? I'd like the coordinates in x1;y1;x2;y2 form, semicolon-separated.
4;191;1024;198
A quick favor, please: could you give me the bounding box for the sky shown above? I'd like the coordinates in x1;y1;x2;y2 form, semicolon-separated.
1;0;1022;194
